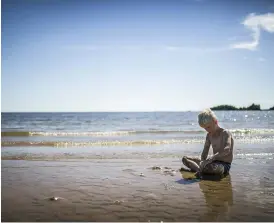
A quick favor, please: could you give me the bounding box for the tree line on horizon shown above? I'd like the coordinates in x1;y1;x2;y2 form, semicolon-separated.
211;103;274;111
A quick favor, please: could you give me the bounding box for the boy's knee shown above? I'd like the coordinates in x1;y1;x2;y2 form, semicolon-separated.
182;156;188;165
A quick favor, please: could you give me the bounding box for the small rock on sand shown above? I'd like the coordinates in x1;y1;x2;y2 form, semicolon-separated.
144;193;158;200
164;167;172;169
114;200;123;204
151;166;162;170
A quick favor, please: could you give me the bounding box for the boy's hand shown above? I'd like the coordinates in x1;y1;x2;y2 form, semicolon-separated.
200;159;212;170
200;161;206;170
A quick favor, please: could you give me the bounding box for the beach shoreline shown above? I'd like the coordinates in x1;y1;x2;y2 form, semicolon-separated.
2;111;274;221
2;156;274;222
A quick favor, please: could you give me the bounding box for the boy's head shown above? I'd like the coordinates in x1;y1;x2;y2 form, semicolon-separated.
198;108;219;134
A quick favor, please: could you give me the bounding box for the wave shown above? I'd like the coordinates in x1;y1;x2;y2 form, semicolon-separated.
236;152;274;157
2;136;274;147
2;128;274;137
1;130;202;137
1;139;204;147
1;152;273;161
230;129;274;134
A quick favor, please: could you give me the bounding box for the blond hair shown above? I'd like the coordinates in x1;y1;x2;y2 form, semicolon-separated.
198;108;217;126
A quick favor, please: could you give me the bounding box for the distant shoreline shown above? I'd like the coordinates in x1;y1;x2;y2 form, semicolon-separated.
2;103;274;113
211;103;274;111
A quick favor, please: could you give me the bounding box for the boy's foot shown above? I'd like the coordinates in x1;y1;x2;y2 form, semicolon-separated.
194;171;202;179
179;166;194;172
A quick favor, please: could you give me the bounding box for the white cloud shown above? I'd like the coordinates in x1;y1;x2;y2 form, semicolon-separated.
165;45;230;53
64;45;230;53
227;36;238;41
230;12;274;51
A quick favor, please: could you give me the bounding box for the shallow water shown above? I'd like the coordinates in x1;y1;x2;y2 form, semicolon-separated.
1;112;274;221
2;157;274;221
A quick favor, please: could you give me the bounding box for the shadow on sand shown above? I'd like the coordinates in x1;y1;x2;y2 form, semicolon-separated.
176;171;229;184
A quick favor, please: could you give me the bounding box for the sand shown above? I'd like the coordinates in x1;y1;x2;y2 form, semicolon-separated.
2;157;274;222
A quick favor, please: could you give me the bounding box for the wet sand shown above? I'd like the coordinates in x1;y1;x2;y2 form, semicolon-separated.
2;157;274;222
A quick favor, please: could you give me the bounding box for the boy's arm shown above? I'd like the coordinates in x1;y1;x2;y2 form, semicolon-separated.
209;131;232;161
201;134;211;161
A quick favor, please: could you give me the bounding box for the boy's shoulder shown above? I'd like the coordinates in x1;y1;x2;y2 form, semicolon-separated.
220;128;233;138
207;128;233;138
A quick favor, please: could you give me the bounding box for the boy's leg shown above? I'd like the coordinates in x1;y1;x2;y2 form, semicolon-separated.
201;161;230;175
182;156;201;172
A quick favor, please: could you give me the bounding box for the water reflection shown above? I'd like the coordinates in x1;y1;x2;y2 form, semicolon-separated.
198;175;234;221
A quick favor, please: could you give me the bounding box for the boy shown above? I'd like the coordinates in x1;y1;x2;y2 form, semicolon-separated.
182;108;234;177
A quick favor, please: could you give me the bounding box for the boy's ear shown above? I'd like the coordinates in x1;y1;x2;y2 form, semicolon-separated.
215;120;218;125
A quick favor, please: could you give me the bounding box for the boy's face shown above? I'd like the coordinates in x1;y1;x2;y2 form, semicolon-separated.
200;120;218;135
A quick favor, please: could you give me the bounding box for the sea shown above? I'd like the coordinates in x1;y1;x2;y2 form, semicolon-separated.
1;111;274;160
1;111;274;221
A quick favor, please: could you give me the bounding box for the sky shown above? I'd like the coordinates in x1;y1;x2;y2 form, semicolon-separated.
1;0;274;112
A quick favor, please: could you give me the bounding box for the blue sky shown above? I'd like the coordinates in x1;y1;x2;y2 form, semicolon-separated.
1;0;274;112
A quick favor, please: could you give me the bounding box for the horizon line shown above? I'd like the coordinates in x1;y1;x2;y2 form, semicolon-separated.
1;110;201;113
1;109;273;113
